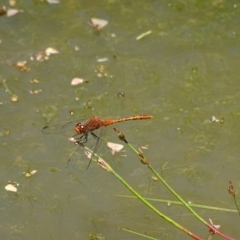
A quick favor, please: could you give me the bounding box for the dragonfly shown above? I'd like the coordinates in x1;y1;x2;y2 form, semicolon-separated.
42;114;153;169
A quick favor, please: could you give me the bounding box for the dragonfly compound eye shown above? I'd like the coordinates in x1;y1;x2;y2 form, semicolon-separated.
75;123;83;134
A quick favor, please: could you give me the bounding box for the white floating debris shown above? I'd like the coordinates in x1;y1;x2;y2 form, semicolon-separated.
7;9;24;17
11;94;19;102
211;116;220;123
97;57;109;63
47;0;60;4
107;142;124;155
30;47;59;61
89;18;108;30
23;169;37;177
30;51;47;61
74;45;79;51
5;183;17;192
71;78;84;86
45;47;59;56
136;30;152;40
30;169;37;175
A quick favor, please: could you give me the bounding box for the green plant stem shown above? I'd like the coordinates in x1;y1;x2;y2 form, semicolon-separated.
149;164;235;239
83;146;203;240
111;129;235;240
2;80;13;95
120;227;159;240
122;141;235;240
115;195;238;213
112;170;203;239
232;197;240;216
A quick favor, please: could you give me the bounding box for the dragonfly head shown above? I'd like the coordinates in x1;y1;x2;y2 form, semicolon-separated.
75;123;85;134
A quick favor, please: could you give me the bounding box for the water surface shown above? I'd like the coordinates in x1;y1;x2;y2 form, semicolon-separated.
1;1;240;239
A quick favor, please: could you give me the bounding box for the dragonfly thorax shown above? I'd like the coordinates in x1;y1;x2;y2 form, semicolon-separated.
75;123;86;134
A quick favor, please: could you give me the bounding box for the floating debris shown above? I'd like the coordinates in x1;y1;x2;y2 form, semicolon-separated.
46;0;60;4
2;129;10;136
97;57;109;63
10;94;19;102
74;45;79;51
117;91;125;98
7;8;24;17
95;64;107;77
30;51;47;61
29;79;40;83
136;30;152;40
29;89;42;94
2;79;19;102
11;60;30;71
45;47;59;56
69;109;75;115
107;142;124;155
151;176;158;181
23;169;37;178
211;116;220;123
5;184;17;192
29;79;41;94
211;116;224;124
71;78;85;86
141;145;149;150
5;181;18;192
30;47;59;61
89;18;108;31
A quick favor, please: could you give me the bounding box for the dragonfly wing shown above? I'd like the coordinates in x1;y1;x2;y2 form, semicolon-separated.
42;120;80;134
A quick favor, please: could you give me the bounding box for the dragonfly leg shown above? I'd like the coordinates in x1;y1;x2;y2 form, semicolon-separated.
90;131;99;140
74;133;88;144
84;131;101;170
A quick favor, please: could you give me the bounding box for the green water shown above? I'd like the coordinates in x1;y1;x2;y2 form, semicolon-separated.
1;0;240;239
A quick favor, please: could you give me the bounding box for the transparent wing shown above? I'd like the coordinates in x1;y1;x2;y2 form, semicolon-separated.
42;120;80;134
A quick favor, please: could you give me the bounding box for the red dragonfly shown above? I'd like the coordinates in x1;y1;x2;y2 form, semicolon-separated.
42;115;153;169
